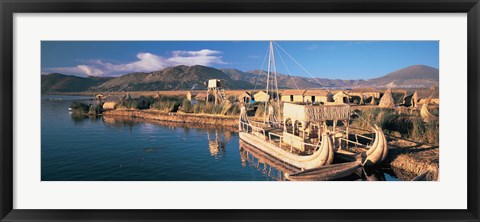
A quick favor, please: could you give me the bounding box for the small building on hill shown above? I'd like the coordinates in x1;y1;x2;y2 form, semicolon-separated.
304;89;334;104
281;89;306;103
253;91;270;102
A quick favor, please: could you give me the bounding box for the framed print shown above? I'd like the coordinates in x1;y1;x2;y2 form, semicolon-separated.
1;0;479;221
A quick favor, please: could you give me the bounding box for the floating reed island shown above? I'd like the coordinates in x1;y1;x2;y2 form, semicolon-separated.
104;109;239;127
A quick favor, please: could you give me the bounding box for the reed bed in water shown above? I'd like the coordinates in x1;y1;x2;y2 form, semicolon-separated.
389;148;439;181
351;108;439;145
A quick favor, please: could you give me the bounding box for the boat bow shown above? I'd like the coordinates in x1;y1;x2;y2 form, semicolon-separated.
362;125;388;166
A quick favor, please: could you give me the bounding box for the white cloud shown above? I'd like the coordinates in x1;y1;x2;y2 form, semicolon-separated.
168;49;225;66
43;49;225;77
77;65;105;76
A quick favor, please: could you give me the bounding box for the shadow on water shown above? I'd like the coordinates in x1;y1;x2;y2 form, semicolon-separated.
70;111;102;123
101;115;235;158
207;130;227;159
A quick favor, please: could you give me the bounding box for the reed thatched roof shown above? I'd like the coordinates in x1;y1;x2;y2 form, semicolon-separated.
378;88;395;108
334;91;350;97
242;91;252;97
348;88;380;93
304;89;332;97
282;89;306;96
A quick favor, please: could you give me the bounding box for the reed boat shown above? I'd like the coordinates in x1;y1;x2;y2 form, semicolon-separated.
240;139;361;181
284;161;361;181
411;170;430;181
239;110;389;169
240;140;299;177
239;120;334;170
362;125;388;166
238;41;389;179
420;102;438;122
419;88;439;122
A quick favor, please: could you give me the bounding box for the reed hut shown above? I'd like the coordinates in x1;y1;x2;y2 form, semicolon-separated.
378;88;395;108
403;91;417;107
348;89;381;100
253;91;270;102
333;91;350;104
240;91;253;103
281;89;305;102
304;89;333;103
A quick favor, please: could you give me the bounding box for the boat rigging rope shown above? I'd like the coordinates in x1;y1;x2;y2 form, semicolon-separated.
270;42;281;119
274;41;374;130
273;43;301;92
273;41;327;88
253;44;271;92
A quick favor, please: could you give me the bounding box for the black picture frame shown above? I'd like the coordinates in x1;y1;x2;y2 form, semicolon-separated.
1;0;479;221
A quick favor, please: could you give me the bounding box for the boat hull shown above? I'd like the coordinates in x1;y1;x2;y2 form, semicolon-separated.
239;131;333;170
285;161;361;181
362;125;388;166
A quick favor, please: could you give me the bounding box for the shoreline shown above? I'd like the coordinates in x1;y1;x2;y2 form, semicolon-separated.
103;109;239;128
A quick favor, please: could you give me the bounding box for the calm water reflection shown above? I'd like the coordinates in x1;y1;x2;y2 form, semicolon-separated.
41;95;398;181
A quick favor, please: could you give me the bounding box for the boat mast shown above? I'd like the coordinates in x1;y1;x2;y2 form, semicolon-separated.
262;41;282;124
264;41;273;123
271;43;281;119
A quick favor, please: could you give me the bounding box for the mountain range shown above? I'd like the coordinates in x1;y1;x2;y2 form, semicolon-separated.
41;64;439;93
41;73;113;93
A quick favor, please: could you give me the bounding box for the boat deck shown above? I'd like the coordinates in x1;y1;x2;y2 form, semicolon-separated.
263;127;284;135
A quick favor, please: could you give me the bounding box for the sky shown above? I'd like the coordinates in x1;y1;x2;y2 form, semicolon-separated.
41;41;439;80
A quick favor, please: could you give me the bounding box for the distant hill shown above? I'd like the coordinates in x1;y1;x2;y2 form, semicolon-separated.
229;69;365;89
357;65;439;88
91;65;254;92
41;64;439;93
41;73;112;93
223;69;327;89
239;65;438;89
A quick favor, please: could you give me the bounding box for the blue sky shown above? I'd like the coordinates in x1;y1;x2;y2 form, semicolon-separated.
41;41;438;80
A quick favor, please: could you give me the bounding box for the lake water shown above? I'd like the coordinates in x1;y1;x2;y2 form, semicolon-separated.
41;95;398;181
